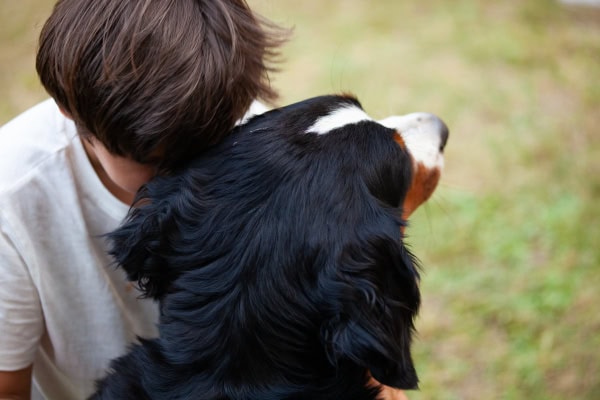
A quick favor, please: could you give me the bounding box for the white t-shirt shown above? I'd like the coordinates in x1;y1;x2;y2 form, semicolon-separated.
0;99;159;399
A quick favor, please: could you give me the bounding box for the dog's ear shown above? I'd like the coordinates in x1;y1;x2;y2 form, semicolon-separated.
321;235;420;389
107;182;179;299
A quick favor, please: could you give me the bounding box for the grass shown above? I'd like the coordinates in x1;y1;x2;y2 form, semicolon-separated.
1;0;599;398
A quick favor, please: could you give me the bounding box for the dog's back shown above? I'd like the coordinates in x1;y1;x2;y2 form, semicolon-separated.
92;95;435;399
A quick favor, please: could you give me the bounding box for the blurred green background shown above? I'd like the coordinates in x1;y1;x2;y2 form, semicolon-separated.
1;1;598;399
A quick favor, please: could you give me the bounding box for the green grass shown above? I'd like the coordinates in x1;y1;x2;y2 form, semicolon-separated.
2;0;599;398
410;187;599;399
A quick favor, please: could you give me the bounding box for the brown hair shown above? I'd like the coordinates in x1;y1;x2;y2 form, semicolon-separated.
37;0;288;167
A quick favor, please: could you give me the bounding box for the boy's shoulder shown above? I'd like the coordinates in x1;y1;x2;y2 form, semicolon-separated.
1;98;62;132
0;99;78;195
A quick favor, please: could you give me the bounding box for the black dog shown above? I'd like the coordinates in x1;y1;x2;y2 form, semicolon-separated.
91;95;448;399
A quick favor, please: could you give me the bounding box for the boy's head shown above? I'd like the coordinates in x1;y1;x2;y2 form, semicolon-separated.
37;0;287;169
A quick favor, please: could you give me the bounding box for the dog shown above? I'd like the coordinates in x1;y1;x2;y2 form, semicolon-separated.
90;94;448;399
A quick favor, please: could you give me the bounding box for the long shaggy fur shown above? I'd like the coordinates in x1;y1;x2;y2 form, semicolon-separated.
91;95;421;399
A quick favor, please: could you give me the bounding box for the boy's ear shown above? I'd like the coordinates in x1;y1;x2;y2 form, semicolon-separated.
321;236;420;390
107;189;177;299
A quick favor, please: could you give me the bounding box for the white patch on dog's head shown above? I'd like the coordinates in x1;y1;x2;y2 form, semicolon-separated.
306;105;373;135
379;113;447;170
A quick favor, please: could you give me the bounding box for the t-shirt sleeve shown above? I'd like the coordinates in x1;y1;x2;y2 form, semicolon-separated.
0;219;44;371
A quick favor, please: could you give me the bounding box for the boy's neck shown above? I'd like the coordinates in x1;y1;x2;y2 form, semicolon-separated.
80;138;135;205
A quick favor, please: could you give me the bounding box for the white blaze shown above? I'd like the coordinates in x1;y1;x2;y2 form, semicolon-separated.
306;105;373;135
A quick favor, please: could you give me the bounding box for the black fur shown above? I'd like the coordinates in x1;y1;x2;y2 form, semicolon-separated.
91;95;421;400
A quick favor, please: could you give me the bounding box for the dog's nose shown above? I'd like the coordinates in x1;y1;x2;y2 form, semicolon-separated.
432;115;449;153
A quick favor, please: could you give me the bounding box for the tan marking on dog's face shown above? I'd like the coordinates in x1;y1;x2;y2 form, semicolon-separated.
402;162;441;220
393;133;406;149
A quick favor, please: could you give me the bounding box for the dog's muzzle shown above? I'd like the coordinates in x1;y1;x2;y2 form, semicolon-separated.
379;112;449;219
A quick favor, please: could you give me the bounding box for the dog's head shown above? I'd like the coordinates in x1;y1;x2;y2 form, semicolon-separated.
107;95;447;395
379;112;448;221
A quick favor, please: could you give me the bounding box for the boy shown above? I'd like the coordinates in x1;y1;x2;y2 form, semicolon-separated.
0;1;286;398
